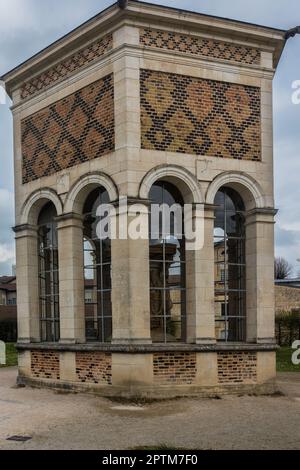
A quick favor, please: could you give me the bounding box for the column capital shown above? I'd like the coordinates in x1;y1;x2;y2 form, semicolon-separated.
203;203;218;220
111;197;152;208
55;212;83;222
204;203;219;211
55;212;84;229
247;207;278;217
13;224;38;238
245;207;278;226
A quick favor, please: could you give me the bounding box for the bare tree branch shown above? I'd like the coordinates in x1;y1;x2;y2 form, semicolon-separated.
274;257;293;280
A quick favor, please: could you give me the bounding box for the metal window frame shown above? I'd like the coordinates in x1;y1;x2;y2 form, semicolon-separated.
38;220;60;343
214;188;247;343
83;190;112;343
149;182;187;344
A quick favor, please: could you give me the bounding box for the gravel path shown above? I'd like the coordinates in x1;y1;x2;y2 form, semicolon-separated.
0;367;299;450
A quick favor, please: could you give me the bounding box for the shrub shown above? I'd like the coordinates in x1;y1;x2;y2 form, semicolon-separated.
0;321;17;343
276;309;300;346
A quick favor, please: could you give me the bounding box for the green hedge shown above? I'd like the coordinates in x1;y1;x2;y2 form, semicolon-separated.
0;322;17;343
276;309;300;346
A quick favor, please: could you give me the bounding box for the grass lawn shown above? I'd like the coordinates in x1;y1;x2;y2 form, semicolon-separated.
276;347;300;372
0;343;17;368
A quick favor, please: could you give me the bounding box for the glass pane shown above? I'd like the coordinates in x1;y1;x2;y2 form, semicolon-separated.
228;264;246;291
83;189;112;343
166;318;182;342
227;291;246;318
227;238;245;265
215;319;228;342
99;317;112;343
151;316;165;343
214;210;225;230
214;188;246;343
149;240;164;261
149;181;186;343
227;317;246;342
214;294;228;321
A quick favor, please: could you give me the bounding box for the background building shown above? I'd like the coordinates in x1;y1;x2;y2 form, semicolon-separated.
2;1;288;396
0;276;17;342
275;279;300;313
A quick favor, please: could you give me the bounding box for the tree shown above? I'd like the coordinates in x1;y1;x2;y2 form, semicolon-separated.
274;257;293;280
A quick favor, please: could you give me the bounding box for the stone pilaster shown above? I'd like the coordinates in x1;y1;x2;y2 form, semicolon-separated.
246;208;277;343
113;25;140;169
111;198;151;344
186;205;216;344
56;214;85;344
14;224;40;343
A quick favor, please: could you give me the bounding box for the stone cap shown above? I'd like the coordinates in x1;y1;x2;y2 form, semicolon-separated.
17;342;278;353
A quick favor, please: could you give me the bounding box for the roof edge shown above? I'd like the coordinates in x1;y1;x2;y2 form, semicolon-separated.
1;0;288;92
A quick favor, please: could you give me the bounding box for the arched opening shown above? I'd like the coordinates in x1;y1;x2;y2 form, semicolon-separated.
149;181;186;343
214;187;246;342
83;187;112;342
38;202;60;342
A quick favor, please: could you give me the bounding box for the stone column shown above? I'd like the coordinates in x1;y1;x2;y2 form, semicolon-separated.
186;205;216;344
111;198;151;344
246;208;277;343
56;213;85;344
14;224;40;343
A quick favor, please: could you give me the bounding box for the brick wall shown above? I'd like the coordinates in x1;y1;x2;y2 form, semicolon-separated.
31;350;60;380
76;352;112;385
217;352;257;384
21;74;114;183
141;69;261;160
140;28;260;66
153;352;196;385
21;33;113;100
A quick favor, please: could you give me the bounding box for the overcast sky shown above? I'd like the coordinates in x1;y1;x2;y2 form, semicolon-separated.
0;0;299;276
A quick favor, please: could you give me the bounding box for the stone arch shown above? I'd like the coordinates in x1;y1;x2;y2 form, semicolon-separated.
20;188;63;225
206;171;266;210
64;172;119;214
139;165;203;204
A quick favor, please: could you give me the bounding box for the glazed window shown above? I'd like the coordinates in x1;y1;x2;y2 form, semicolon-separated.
38;202;60;342
214;188;246;342
83;188;112;342
149;181;186;343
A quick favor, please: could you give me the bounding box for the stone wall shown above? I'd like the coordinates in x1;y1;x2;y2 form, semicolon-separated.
275;286;300;313
140;69;261;160
21;74;115;183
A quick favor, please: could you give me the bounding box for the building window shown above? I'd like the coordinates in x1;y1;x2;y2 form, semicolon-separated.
214;187;246;342
83;188;112;342
38;202;60;342
7;298;16;305
149;181;186;343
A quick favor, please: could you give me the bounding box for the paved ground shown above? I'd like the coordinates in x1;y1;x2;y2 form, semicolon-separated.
0;367;299;450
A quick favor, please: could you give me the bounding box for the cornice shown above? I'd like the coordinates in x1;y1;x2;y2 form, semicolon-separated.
2;0;286;98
